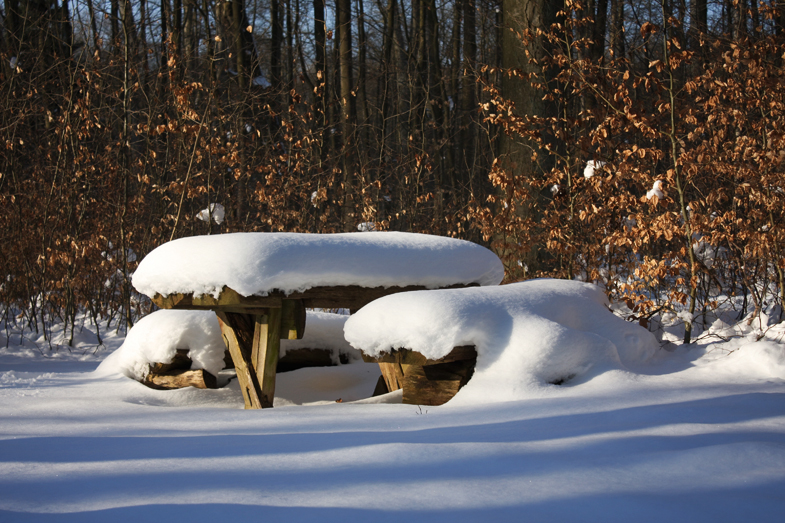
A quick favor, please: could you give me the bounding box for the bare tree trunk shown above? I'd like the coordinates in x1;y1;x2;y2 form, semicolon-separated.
379;0;397;163
184;0;196;71
313;0;327;133
203;0;216;84
500;0;560;272
688;0;707;49
609;0;624;59
271;0;283;89
591;0;608;60
337;0;356;230
356;0;369;138
460;0;477;195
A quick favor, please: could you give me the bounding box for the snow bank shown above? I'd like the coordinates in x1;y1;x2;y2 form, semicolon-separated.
133;232;503;298
345;279;660;404
710;341;785;379
97;310;225;380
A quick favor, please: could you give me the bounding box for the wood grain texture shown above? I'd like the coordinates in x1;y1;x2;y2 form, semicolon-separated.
378;361;405;392
401;359;476;406
143;368;218;390
281;299;306;339
217;311;263;409
252;310;281;408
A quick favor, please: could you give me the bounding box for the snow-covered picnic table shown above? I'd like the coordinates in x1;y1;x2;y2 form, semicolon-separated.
132;232;504;408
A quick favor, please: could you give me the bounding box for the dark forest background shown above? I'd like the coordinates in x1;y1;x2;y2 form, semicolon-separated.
2;0;785;345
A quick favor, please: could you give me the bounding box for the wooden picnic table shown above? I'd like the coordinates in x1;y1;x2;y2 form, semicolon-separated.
152;283;475;408
135;231;504;408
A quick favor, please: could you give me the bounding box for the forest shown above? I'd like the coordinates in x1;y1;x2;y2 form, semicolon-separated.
1;0;784;346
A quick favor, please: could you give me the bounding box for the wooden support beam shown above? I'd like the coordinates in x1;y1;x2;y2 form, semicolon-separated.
251;309;282;408
153;288;283;310
281;299;306;339
216;311;264;409
378;361;405;392
154;283;479;314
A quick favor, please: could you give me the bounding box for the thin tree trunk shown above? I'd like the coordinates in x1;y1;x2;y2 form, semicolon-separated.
337;0;356;230
610;0;624;59
460;0;477;194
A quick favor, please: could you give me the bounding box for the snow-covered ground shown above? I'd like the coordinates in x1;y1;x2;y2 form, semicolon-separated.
2;283;785;522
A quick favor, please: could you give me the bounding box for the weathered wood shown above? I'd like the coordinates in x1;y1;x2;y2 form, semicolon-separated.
363;346;477;405
277;348;335;372
143;368;218;390
362;346;477;366
401;359;476;406
155;284;481;409
153;283;479;313
251;309;281;408
152;290;283;310
281;299;306;339
217;311;263;409
378;361;405;392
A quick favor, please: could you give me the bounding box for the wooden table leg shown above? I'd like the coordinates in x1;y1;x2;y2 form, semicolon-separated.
217;306;293;409
251;308;282;408
378;362;406;392
216;311;264;409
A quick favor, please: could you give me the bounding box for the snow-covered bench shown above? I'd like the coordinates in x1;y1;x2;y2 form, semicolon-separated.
362;346;478;405
132;232;503;408
345;279;661;406
104;309;362;391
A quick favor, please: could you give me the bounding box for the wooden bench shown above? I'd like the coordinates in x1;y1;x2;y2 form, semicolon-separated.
362;346;477;405
142;349;219;390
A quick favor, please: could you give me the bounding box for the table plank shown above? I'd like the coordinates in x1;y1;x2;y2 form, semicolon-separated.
152;283;479;313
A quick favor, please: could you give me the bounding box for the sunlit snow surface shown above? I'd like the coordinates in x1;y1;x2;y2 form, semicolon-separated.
2;293;785;521
132;232;504;298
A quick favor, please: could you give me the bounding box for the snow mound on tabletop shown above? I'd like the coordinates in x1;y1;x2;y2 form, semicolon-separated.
96;310;225;380
133;232;503;299
344;279;659;404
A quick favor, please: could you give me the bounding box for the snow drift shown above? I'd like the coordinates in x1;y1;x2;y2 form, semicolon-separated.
345;279;660;404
